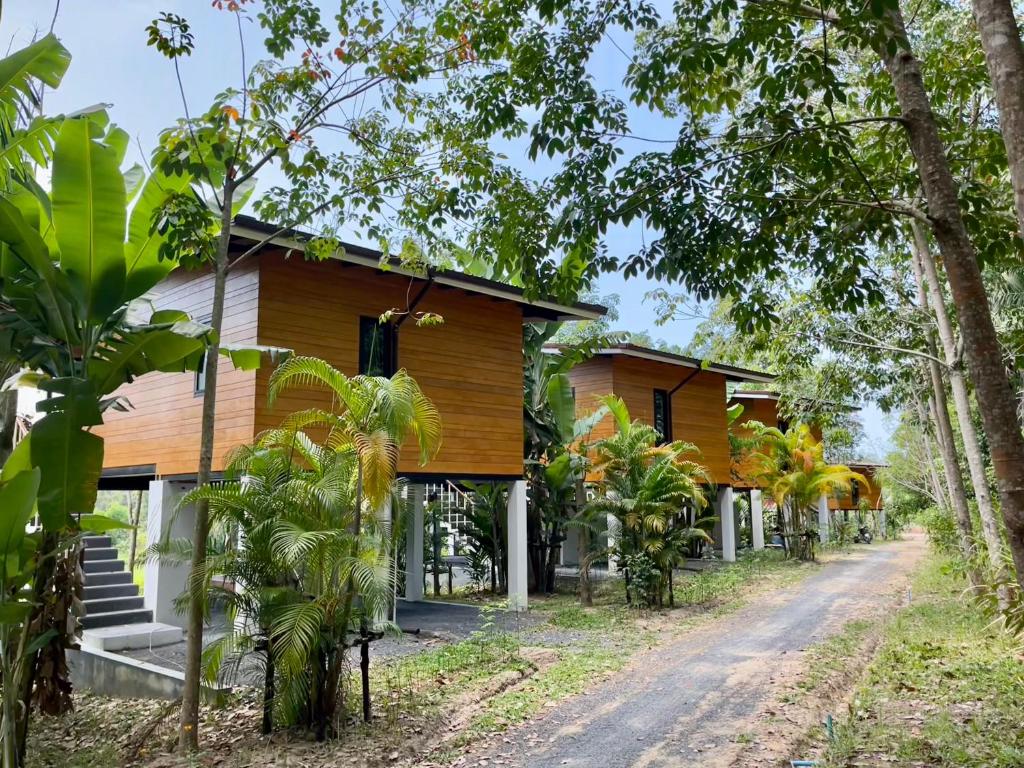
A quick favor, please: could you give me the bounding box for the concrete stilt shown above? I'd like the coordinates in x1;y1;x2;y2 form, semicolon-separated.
606;513;621;574
405;484;425;601
144;479;194;629
818;494;830;544
507;480;528;611
750;489;764;551
718;486;736;563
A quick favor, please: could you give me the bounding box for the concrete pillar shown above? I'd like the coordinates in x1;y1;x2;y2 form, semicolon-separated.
405;484;425;601
717;486;736;563
144;479;194;629
606;513;621;574
750;489;765;550
561;527;579;566
818;494;830;544
879;507;888;539
507;480;528;611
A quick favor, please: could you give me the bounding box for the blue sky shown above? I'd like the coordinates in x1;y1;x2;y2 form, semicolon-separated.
6;0;892;457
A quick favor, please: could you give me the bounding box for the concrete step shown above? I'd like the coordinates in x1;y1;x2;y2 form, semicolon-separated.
81;622;183;652
83;559;125;574
83;570;133;586
83;583;139;601
81;608;153;630
83;547;119;562
84;595;144;614
83;535;112;549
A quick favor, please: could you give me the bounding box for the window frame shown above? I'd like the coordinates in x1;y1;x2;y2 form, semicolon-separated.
652;388;672;443
359;315;397;377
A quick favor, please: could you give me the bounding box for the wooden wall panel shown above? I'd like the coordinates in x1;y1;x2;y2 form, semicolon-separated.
254;252;524;478
568;356;731;484
829;466;883;510
97;263;261;476
729;397;780;488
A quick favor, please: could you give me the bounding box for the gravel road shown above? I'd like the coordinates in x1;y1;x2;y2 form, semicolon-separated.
463;533;927;768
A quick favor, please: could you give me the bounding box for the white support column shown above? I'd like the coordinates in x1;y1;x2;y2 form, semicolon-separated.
606;513;621;574
405;484;425;601
750;489;765;551
507;480;528;611
717;486;736;563
818;494;830;544
144;479;194;629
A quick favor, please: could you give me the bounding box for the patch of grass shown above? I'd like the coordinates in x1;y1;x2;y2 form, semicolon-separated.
672;548;806;606
822;554;1024;767
795;618;874;697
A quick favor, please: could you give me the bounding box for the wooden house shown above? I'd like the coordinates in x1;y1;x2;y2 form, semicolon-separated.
90;216;602;634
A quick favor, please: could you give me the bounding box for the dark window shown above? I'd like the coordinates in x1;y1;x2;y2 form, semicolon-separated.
851;482;861;506
359;316;396;376
193;355;206;395
653;388;672;443
777;418;790;434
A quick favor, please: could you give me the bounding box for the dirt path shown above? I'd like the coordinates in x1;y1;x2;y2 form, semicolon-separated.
459;533;928;768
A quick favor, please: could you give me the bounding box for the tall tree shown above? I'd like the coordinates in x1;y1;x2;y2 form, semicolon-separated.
144;0;489;747
440;0;1024;589
970;0;1024;242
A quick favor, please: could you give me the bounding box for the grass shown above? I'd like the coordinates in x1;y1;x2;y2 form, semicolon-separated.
672;548;810;606
822;554;1024;767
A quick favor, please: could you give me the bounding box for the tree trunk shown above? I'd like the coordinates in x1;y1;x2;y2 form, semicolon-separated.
179;180;235;751
880;6;1024;589
431;504;441;596
127;489;143;574
911;222;1010;606
0;388;17;467
970;0;1024;243
923;358;981;585
912;394;950;510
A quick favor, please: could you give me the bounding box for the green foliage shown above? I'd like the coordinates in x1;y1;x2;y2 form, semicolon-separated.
824;556;1024;767
588;397;712;606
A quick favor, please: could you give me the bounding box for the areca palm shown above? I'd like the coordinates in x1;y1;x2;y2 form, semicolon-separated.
587;397;712;606
748;422;867;560
267;356;440;737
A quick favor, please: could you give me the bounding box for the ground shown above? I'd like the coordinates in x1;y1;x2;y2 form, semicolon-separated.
448;534;926;768
30;533;1017;768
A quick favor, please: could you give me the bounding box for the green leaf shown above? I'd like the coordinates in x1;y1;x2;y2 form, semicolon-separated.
0;469;40;560
22;628;58;657
30;378;104;529
88;326;207;397
124;170;194;299
0;602;34;625
546;372;575;440
52;117;127;322
726;402;744;425
220;343;292;371
0;34;70;103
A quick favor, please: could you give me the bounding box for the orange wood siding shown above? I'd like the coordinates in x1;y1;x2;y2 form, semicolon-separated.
96;263;260;476
829;466;883;510
567;356;732;485
611;357;732;484
566;357;615;443
729;397;780;488
253;252;524;477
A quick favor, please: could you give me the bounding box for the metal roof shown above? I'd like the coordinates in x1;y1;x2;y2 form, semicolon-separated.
230;215;605;323
546;343;775;384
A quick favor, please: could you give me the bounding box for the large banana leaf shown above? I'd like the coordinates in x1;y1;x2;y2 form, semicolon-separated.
546;372;575;441
52;118;126;322
0;115;61;174
124;170;194;299
88;325;209;396
0;34;70;104
30;377;103;529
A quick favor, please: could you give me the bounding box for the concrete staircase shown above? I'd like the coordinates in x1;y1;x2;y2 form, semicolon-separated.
81;535;182;651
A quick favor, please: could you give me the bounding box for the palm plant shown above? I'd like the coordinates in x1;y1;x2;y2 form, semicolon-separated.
265;357;441;738
587;397;712;607
747;422;868;561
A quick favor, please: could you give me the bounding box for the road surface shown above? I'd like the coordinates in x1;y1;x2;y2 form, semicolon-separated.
463;534;926;768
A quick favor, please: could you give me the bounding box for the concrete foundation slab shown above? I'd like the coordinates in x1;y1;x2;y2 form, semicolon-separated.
82;622;183;652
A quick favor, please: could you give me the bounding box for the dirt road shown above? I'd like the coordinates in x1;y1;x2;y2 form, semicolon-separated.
463;533;927;768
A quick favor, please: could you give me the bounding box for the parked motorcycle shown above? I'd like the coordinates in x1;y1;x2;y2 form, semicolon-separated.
853;525;873;544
